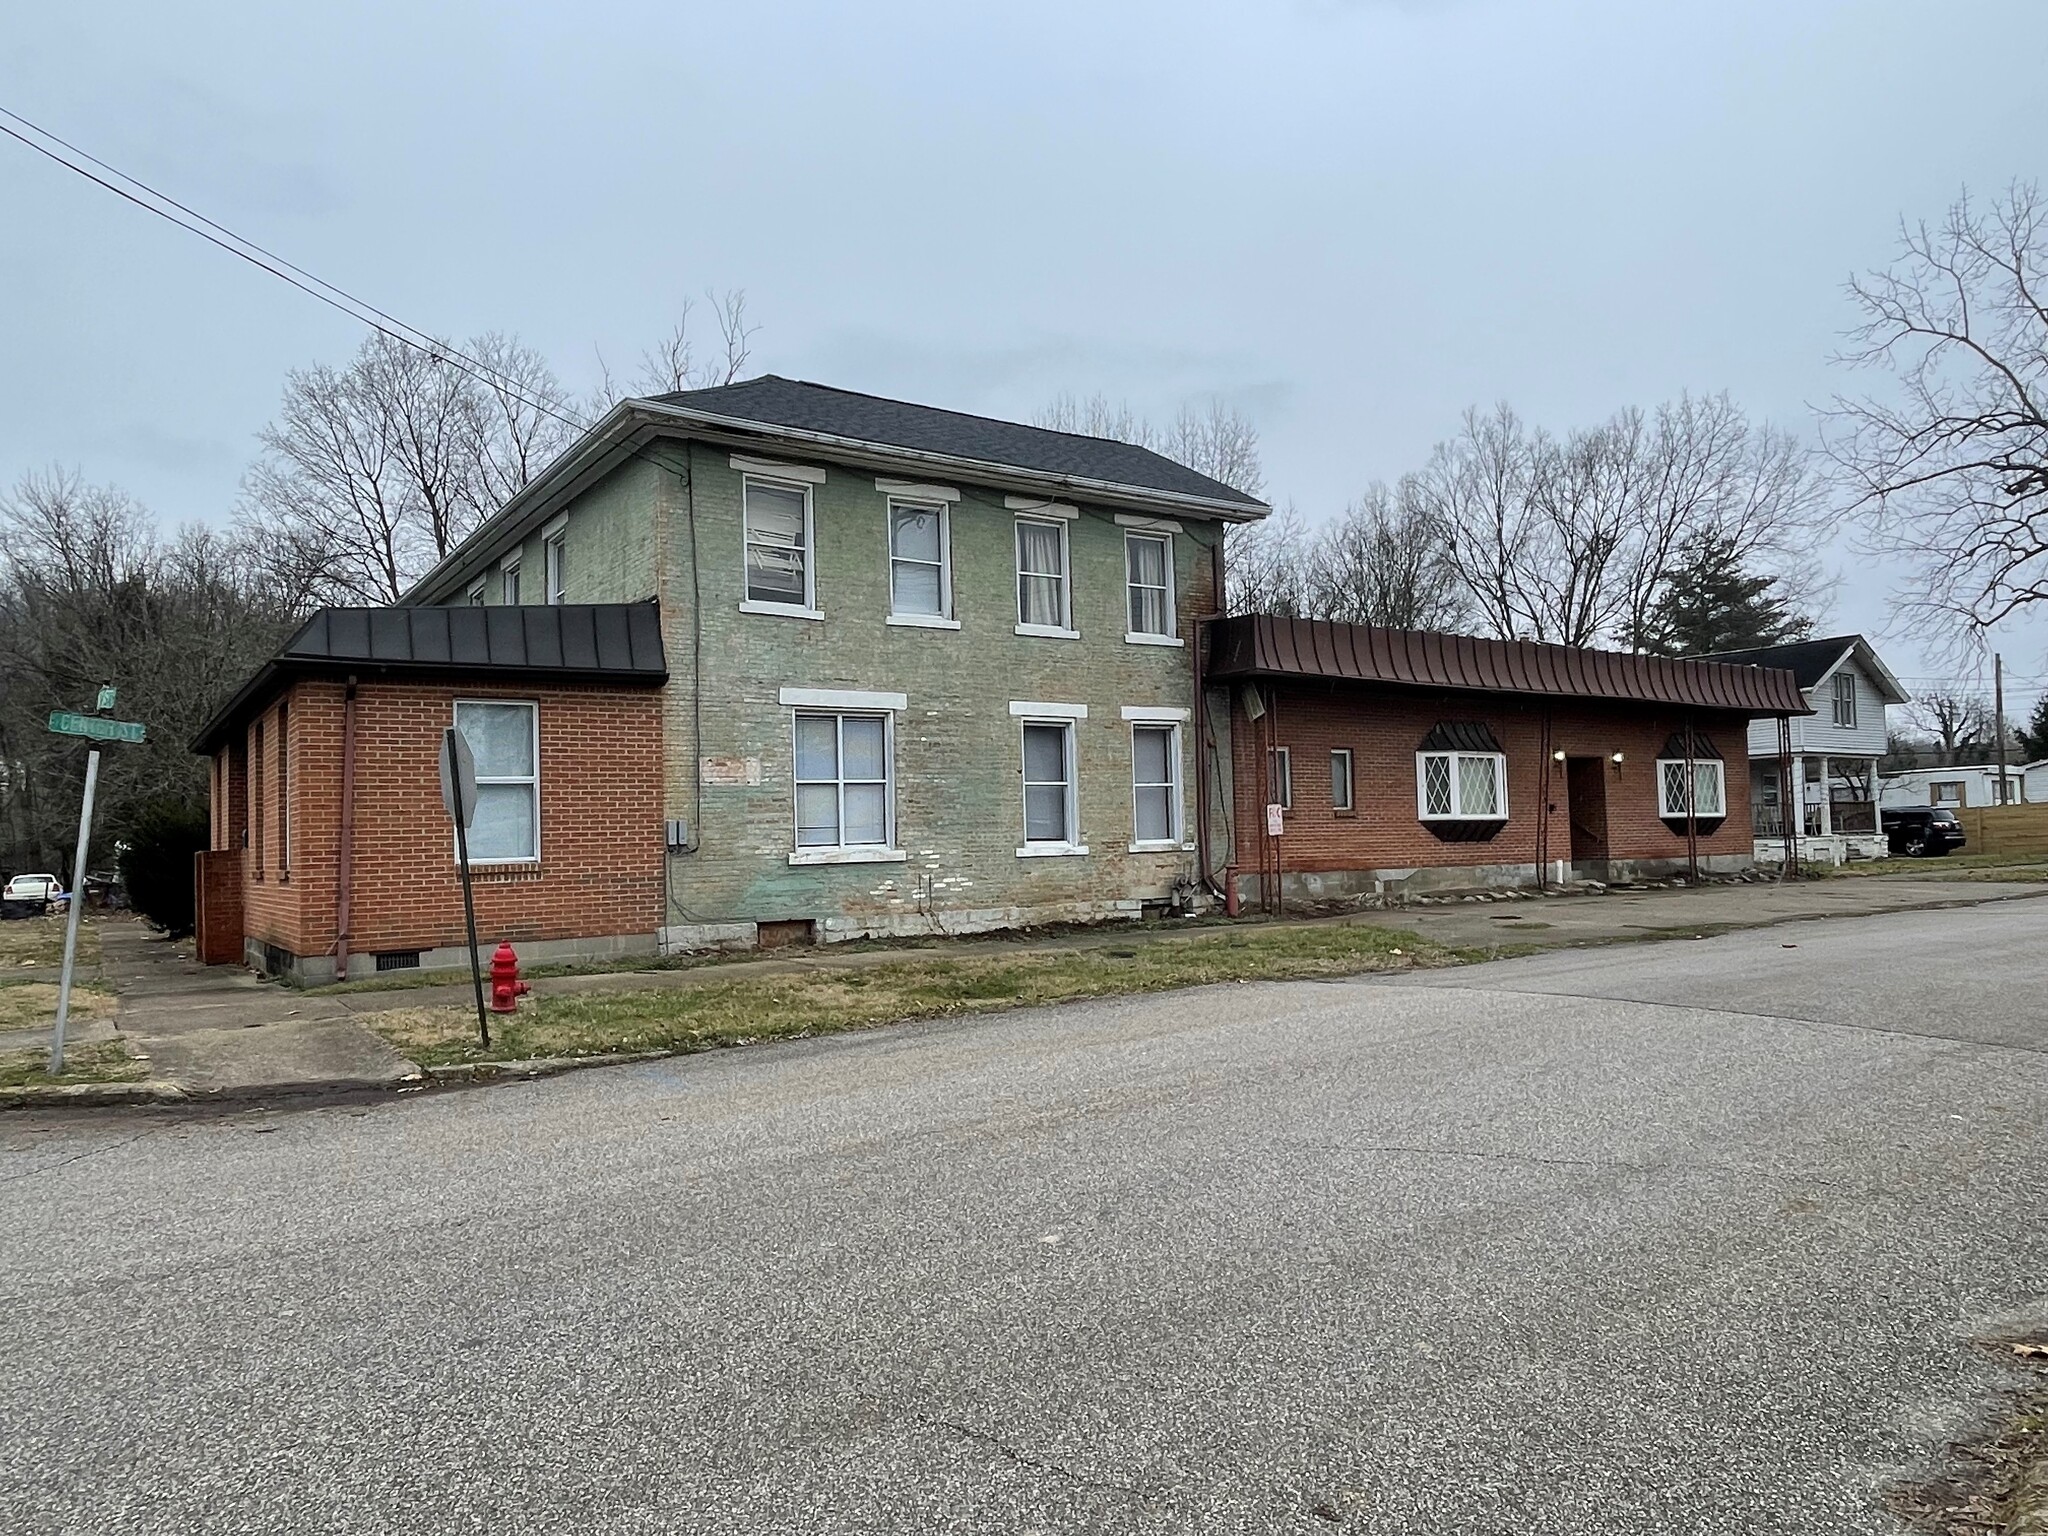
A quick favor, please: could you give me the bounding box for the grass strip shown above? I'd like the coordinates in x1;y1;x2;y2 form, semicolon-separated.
0;1039;144;1089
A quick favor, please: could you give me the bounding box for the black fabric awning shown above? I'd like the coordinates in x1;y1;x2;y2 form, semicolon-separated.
1419;721;1503;754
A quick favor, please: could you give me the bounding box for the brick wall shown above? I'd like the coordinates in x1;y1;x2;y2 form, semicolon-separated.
1227;683;1754;884
219;678;665;969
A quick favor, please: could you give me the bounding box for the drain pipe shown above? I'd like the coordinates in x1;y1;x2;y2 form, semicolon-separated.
335;676;358;980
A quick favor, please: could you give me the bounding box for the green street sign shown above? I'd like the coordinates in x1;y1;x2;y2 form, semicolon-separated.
48;711;145;744
96;685;117;711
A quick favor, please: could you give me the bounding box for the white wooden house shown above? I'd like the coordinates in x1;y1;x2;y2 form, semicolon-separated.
1693;636;1909;864
1880;763;2030;809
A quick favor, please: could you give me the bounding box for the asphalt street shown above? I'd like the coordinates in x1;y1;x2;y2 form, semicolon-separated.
4;901;2045;1534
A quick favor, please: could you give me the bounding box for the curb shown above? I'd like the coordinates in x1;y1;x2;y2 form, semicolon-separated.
423;1049;676;1084
0;1078;188;1108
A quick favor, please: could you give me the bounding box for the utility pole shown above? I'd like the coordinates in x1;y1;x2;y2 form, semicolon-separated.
1994;653;2010;805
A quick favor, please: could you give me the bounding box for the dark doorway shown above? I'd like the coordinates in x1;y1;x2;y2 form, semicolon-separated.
1566;757;1609;862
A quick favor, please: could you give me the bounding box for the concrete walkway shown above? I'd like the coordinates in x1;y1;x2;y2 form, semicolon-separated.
49;872;2048;1102
98;921;416;1097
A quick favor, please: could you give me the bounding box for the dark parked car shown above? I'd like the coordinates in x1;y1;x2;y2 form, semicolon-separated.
1881;807;1967;857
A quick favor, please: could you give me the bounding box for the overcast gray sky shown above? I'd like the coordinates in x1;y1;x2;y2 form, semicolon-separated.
4;0;2044;711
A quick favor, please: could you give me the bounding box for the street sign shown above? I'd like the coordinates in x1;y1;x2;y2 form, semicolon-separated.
438;726;478;828
48;712;144;744
95;685;117;711
1266;802;1285;837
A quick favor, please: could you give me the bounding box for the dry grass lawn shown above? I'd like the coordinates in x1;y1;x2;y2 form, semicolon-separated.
0;914;102;969
368;921;1465;1069
0;1038;143;1089
0;980;116;1034
1826;853;2048;882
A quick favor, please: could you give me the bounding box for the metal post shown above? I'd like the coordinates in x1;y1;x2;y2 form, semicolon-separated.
1994;653;2010;806
445;731;490;1049
50;748;101;1075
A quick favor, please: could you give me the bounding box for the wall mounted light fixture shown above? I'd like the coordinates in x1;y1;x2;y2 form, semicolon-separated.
1551;749;1566;762
1611;751;1626;765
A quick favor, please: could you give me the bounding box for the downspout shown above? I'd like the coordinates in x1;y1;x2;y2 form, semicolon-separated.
335;676;358;980
1192;611;1211;895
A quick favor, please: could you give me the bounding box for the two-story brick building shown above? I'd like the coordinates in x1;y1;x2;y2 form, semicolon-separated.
194;378;1268;979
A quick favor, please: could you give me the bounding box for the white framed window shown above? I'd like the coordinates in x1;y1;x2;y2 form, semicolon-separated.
1331;749;1354;813
1129;723;1183;849
742;476;817;616
1015;517;1074;635
793;712;894;856
1124;531;1176;642
1417;751;1506;820
1656;757;1727;819
1266;746;1293;810
454;700;540;863
887;500;953;624
1019;718;1083;854
465;578;484;607
500;560;522;606
1831;672;1857;728
544;528;567;606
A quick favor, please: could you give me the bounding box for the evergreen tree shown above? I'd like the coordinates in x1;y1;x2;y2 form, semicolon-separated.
1637;535;1812;656
2017;695;2048;760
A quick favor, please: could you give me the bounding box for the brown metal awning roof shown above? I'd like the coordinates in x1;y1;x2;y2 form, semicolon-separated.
1206;615;1811;716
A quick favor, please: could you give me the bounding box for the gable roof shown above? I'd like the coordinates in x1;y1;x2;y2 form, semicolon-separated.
1693;634;1910;704
651;376;1268;514
192;604;666;753
1207;615;1812;715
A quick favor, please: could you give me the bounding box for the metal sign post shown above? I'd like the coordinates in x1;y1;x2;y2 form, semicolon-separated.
49;748;101;1075
440;727;489;1048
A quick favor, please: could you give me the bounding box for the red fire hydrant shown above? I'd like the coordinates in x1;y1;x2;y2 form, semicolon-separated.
488;941;529;1013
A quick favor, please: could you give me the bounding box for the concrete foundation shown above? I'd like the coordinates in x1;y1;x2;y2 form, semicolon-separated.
1235;853;1753;905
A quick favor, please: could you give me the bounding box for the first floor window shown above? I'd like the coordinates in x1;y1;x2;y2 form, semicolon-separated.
1131;723;1181;845
745;478;812;609
456;700;540;861
1266;746;1292;810
889;501;950;618
1657;756;1726;819
544;531;567;605
1931;780;1963;806
794;713;891;848
1016;518;1071;629
1125;532;1173;638
501;561;521;605
276;701;290;874
1418;751;1505;820
1330;749;1354;812
1022;721;1077;844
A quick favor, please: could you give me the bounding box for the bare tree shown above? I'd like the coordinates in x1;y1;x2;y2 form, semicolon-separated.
631;291;758;397
1908;689;1993;765
1301;480;1468;629
1828;183;2048;650
1036;391;1265;497
1222;501;1312;616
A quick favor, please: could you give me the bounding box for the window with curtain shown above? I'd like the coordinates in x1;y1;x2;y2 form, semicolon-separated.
1125;532;1172;637
794;713;891;849
889;502;949;618
1015;518;1070;630
456;700;540;862
1131;724;1180;845
744;479;811;609
1022;721;1075;843
1417;751;1506;819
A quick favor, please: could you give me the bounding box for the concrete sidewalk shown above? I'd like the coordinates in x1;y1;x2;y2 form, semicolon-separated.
31;872;2048;1104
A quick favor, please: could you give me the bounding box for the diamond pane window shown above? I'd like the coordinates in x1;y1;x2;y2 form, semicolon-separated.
1417;751;1506;820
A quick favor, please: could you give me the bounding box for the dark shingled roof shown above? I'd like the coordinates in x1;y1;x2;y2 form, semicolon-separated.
1691;636;1860;690
1206;615;1812;715
192;604;666;753
652;375;1268;513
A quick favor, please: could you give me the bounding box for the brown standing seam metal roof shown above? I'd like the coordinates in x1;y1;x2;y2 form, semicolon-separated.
1205;616;1812;716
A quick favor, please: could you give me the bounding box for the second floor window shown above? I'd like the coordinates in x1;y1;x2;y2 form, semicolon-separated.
889;501;950;619
1125;532;1173;638
1016;518;1071;631
544;530;567;605
744;478;813;611
501;561;521;605
1831;672;1857;727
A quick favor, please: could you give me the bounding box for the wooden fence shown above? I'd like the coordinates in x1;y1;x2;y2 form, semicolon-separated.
1954;803;2048;856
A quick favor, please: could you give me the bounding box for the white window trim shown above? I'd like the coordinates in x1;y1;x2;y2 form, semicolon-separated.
1831;672;1858;728
500;560;522;606
1128;721;1186;852
790;709;899;859
875;478;959;502
465;578;485;606
541;512;569;539
1656;757;1728;819
741;474;818;618
1331;748;1355;813
731;454;826;483
1416;750;1508;821
1120;705;1190;722
1113;514;1183;533
1017;716;1085;857
1267;746;1293;811
1015;515;1074;635
453;699;541;865
1004;496;1079;518
1009;700;1088;719
543;528;567;606
886;497;954;623
781;687;909;711
1123;529;1178;644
